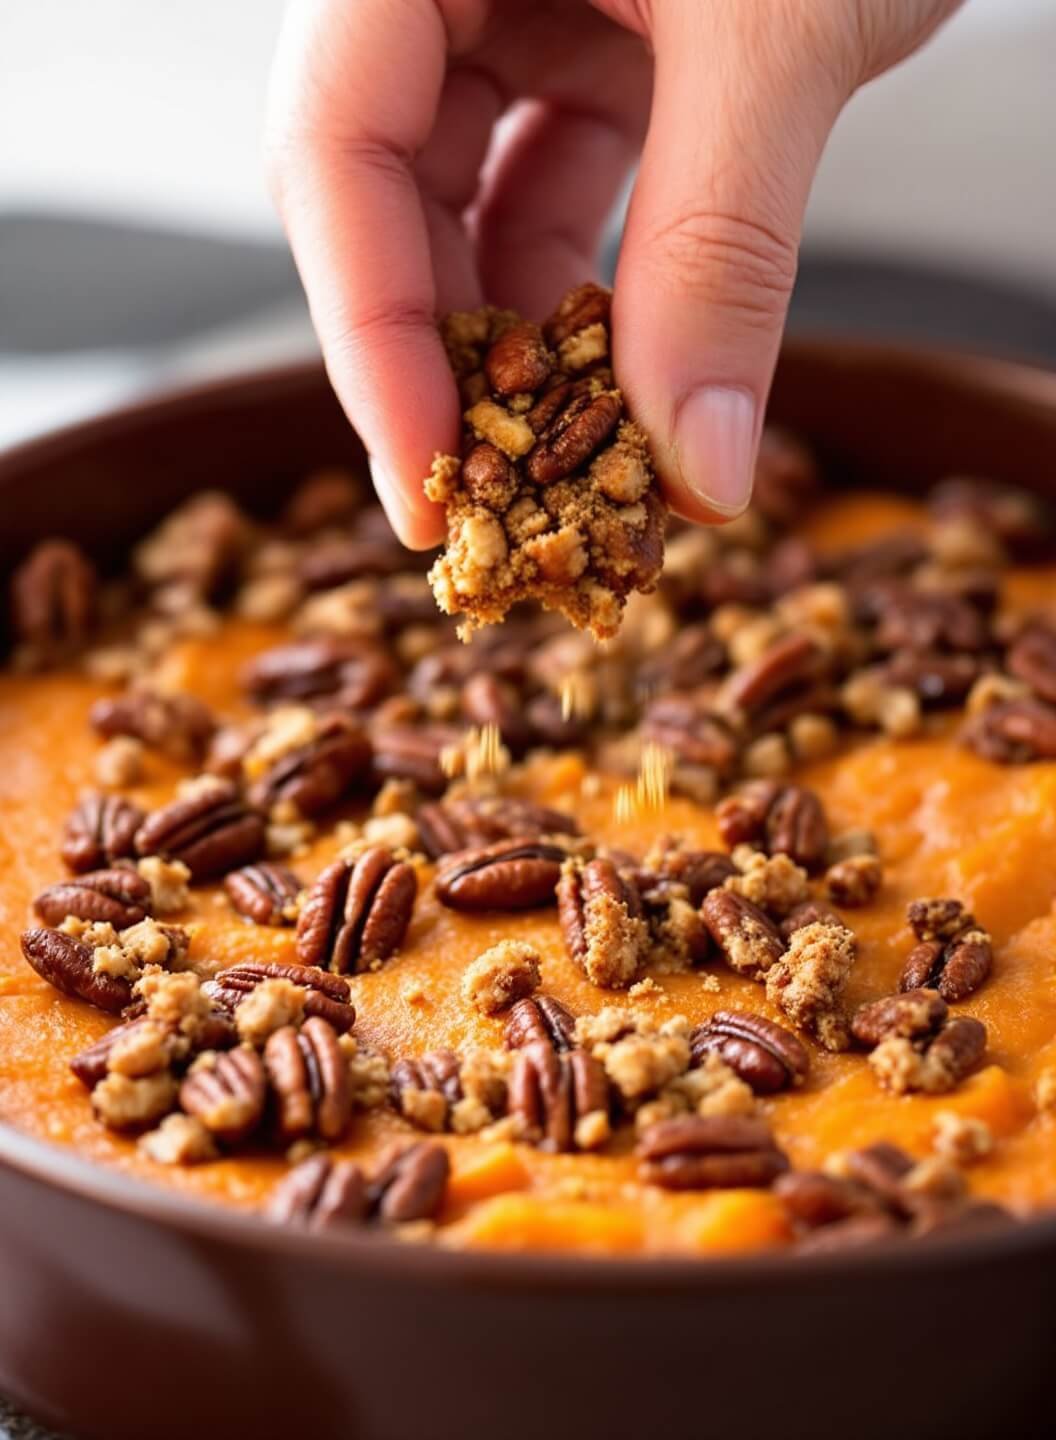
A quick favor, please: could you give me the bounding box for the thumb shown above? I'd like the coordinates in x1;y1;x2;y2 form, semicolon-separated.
613;1;850;522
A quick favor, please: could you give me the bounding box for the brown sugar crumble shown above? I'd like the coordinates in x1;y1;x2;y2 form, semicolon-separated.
426;284;666;641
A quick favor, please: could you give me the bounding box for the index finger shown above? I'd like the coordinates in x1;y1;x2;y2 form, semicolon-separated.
266;0;456;548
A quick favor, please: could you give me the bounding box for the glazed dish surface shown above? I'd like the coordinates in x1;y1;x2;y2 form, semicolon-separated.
5;398;1056;1257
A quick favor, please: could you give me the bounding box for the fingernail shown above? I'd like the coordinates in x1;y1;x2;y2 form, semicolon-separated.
673;386;757;516
369;455;414;545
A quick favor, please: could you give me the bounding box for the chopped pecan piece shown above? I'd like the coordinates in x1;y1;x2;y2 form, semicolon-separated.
716;780;828;871
870;585;990;655
89;689;215;761
690;1011;809;1094
179;1046;267;1144
637;1115;788;1190
700;890;785;979
371;723;463;794
779;899;844;940
224;862;302;925
10;539;97;659
824;853;883;907
62;791;145;873
265;1016;352;1142
557;857;648;989
963;695;1056;762
204;960;355;1034
508;1041;611;1152
435;837;567;912
242;638;397;709
33;868;152;929
416;794;578;859
1007;621;1056;703
504;994;576;1053
391;1049;464;1131
267;1152;369;1229
21;927;133;1013
134;778;265;881
247;713;372;818
851;989;948;1048
296;847;416;972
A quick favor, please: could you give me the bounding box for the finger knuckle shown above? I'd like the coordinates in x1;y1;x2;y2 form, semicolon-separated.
642;206;798;327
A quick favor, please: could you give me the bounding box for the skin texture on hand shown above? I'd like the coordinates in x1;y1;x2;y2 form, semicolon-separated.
267;0;963;549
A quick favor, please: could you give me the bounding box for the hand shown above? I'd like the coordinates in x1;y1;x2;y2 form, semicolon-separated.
267;0;962;547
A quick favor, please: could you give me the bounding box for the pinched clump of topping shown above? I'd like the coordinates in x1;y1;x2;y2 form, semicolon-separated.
136;855;192;915
724;845;810;918
635;1052;756;1134
92;1069;179;1131
139;1112;218;1166
60;915;190;982
932;1110;993;1165
234;977;308;1046
426;285;665;641
461;940;541;1016
764;920;857;1050
575;1008;692;1104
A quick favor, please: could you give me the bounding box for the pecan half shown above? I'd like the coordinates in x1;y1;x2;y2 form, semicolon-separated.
10;539;96;656
484;321;552;396
435;837;567;912
716;780;828;871
634;846;737;907
33;868;152;929
723;632;824;715
134;779;265;882
508;1042;610;1152
248;714;372;818
179;1046;267;1144
899;932;993;1003
62;792;145;874
267;1152;368;1229
296;847;416;972
504;994;576;1053
963;696;1056;763
640;695;739;774
21;927;132;1013
242;638;397;709
368;1141;451;1223
636;624;725;696
265;1016;352;1142
204;960;356;1034
224;863;302;925
525;389;621;485
690;1010;809;1094
883;650;983;705
871;586;989;654
701;890;785;979
416;794;578;860
460;672;535;753
89;689;215;761
556;857;647;989
542;281;611;346
868;1013;987;1095
637;1115;788;1190
370;723;463;794
779;899;843;940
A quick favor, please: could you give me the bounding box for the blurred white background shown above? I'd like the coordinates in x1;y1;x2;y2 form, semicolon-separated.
1;0;1055;446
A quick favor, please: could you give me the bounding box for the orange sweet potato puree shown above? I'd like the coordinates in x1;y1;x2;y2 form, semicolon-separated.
2;493;1056;1256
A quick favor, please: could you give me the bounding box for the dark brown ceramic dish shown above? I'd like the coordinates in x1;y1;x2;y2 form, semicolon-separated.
1;343;1055;1440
